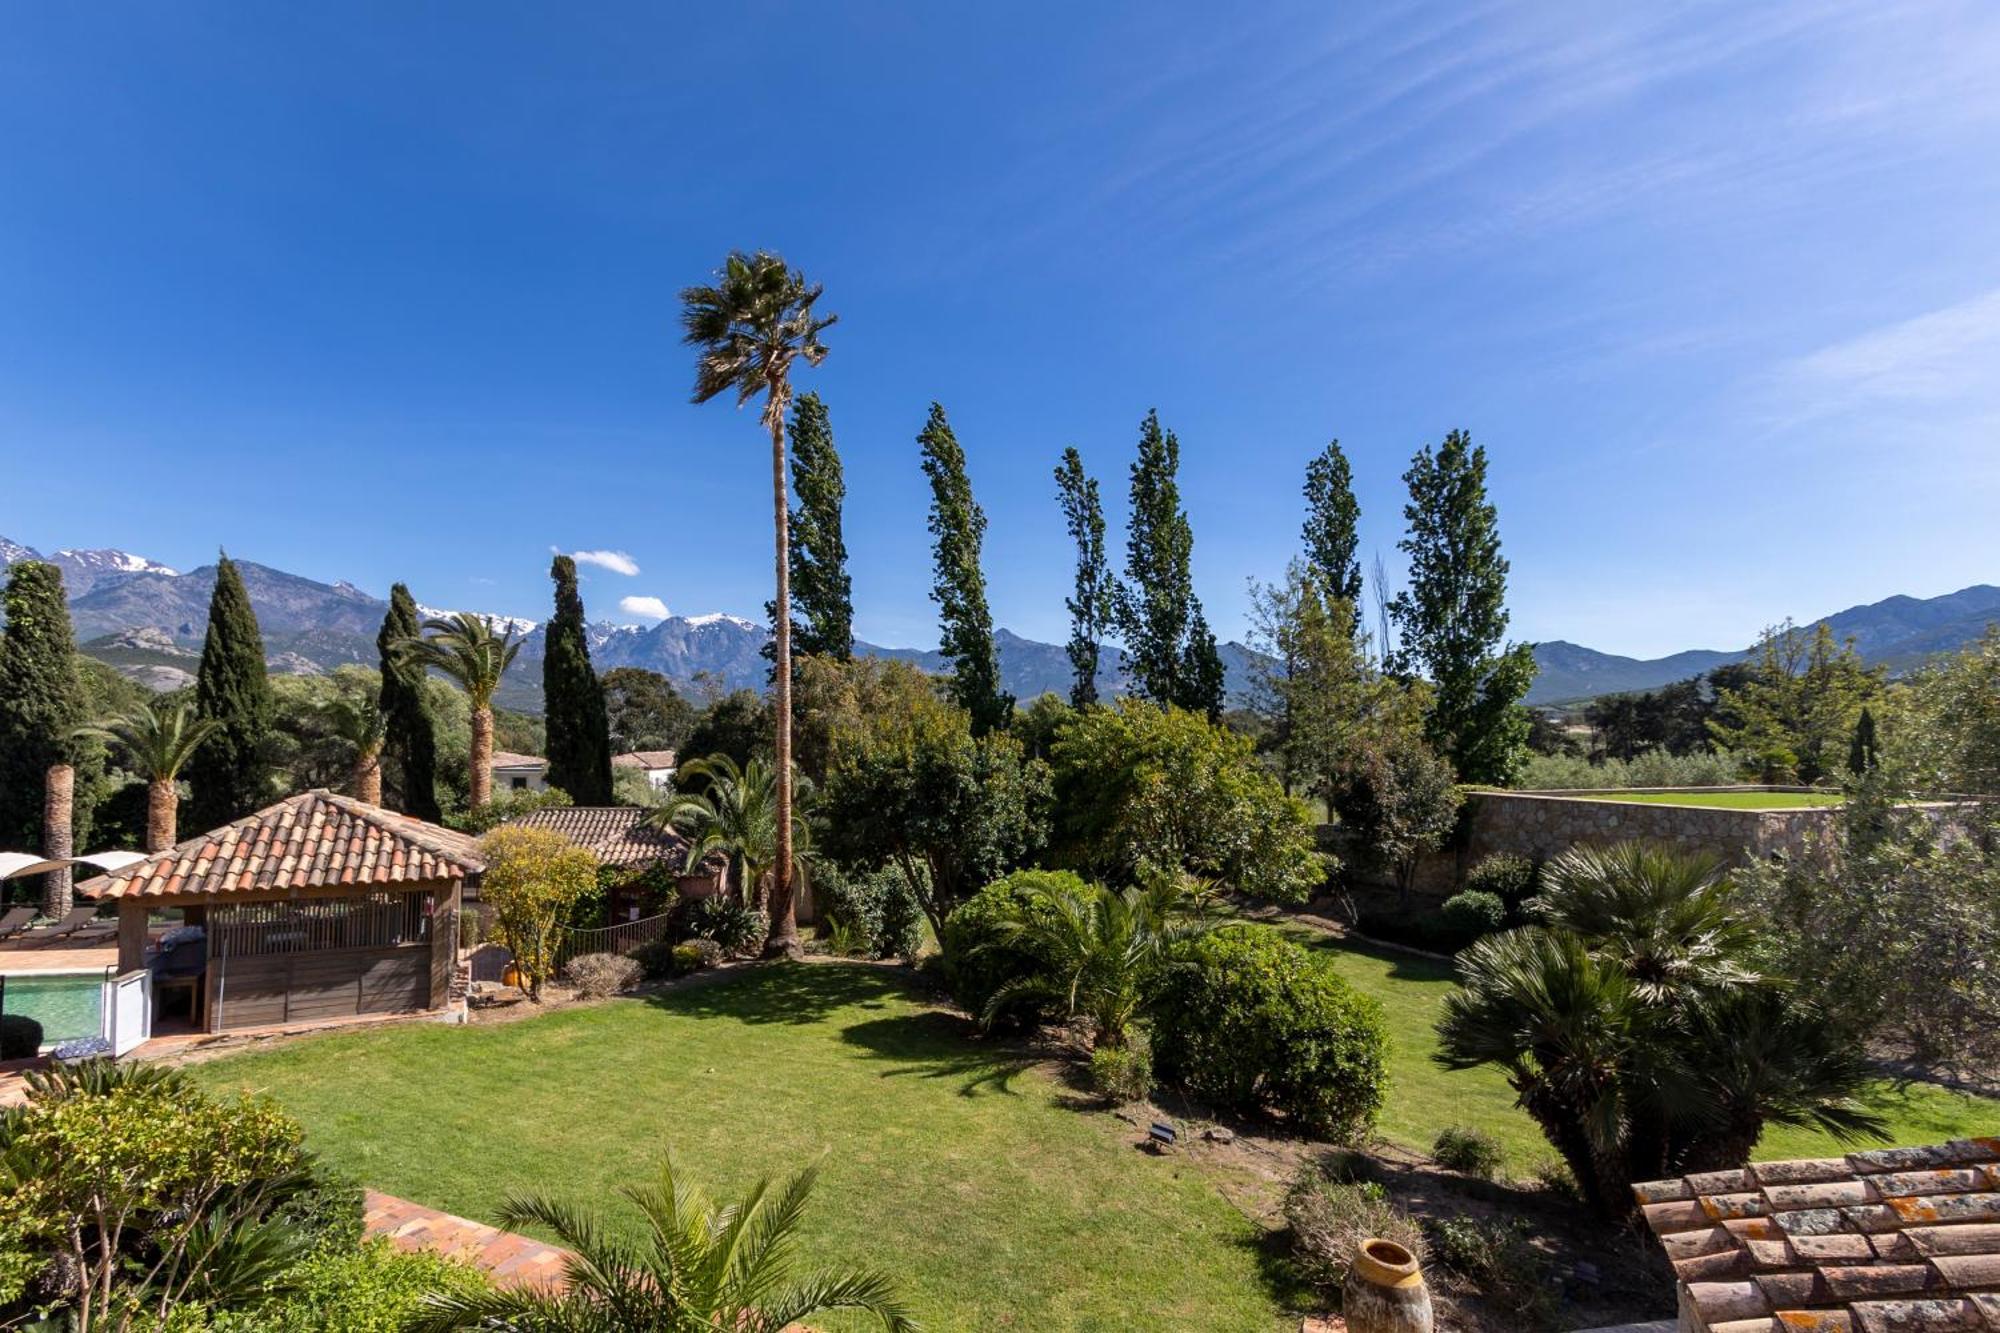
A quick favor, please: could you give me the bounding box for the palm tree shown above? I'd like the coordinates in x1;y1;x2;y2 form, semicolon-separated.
406;1152;919;1332
645;754;809;910
79;699;221;851
680;252;835;958
322;683;386;805
1436;841;1884;1219
981;877;1201;1048
397;612;522;810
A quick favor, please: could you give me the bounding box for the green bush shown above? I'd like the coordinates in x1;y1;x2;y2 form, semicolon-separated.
0;1013;43;1059
1431;1125;1504;1179
1148;926;1389;1140
671;896;766;955
1463;853;1539;916
630;937;678;980
1088;1038;1153;1104
1438;890;1506;946
209;1238;490;1332
672;942;711;976
1422;1215;1556;1329
1282;1165;1425;1295
937;870;1082;1030
813;861;925;961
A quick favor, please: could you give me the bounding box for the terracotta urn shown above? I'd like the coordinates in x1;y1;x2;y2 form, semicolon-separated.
1341;1237;1432;1333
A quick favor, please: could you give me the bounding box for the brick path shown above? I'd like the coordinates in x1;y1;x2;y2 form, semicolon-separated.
363;1189;571;1292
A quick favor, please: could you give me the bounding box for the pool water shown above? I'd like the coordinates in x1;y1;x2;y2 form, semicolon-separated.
1;972;105;1046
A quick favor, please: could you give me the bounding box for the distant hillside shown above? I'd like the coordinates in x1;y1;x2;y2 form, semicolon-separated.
1526;584;2000;703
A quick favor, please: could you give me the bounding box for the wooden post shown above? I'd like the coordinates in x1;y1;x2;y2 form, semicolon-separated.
116;899;148;975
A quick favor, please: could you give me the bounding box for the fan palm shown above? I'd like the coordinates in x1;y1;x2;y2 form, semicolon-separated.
645;754;809;910
680;251;835;957
981;877;1201;1048
79;699;221;851
397;612;522;810
405;1152;919;1332
1531;842;1758;1003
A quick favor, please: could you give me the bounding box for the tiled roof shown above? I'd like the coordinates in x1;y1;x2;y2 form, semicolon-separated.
612;750;677;770
1635;1138;2000;1332
505;806;695;869
77;791;485;901
490;751;547;770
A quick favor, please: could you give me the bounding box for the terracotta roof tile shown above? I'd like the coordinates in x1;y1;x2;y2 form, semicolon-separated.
76;791;484;901
1635;1140;2000;1332
504;806;710;871
612;750;677;769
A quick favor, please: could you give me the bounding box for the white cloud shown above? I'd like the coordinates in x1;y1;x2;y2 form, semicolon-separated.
619;595;670;622
571;549;640;576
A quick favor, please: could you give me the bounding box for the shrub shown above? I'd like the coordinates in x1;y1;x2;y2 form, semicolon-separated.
1463;853;1538;916
1;1013;45;1059
1437;890;1506;947
673;942;715;975
1148;926;1389;1139
1430;1125;1504;1179
1422;1215;1556;1328
563;952;641;999
209;1238;491;1332
1282;1164;1425;1295
630;938;679;981
1528;1156;1580;1201
671;896;766;955
937;870;1081;1030
1088;1038;1153;1104
813;861;925;961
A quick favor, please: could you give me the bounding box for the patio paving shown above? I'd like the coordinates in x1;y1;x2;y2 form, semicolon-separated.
363;1189;571;1292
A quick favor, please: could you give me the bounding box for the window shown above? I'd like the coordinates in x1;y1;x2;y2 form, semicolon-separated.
208;892;433;957
511;776;528;790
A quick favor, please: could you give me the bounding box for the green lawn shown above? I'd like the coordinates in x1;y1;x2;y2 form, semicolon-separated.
190;965;1292;1332
1247;916;1996;1171
1571;789;1842;809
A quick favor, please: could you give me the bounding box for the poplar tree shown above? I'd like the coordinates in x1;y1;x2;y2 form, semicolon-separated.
1302;439;1363;633
377;583;442;821
918;402;1012;733
765;392;854;662
1054;447;1115;707
0;561;92;913
543;554;614;804
1387;431;1536;784
183;553;273;829
1117;409;1223;717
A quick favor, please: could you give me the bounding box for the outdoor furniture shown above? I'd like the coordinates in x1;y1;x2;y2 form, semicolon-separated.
36;905;107;939
0;906;35;939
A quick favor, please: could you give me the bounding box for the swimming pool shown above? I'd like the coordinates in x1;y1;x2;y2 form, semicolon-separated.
0;971;106;1046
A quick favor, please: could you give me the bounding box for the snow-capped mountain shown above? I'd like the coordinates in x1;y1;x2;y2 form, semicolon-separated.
414;604;542;638
0;539;179;596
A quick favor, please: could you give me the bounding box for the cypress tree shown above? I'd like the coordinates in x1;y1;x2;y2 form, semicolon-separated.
378;583;441;821
543;554;614;804
1387;430;1536;784
182;553;273;829
0;561;92;912
1055;447;1115;708
918;402;1012;734
1302;439;1363;634
1848;705;1879;776
766;392;854;662
1117;408;1218;714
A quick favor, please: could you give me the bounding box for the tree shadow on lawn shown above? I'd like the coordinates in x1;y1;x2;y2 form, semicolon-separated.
836;1010;1038;1098
641;960;905;1027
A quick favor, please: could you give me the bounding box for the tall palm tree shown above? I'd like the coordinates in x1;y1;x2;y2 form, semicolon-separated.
406;1153;920;1332
322;683;386;805
645;753;810;910
680;252;835;958
982;877;1202;1048
80;699;221;851
398;612;522;811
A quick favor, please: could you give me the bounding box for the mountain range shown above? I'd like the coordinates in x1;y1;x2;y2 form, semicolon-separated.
4;536;1995;711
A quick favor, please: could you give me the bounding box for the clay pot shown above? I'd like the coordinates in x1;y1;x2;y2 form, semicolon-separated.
1342;1237;1432;1333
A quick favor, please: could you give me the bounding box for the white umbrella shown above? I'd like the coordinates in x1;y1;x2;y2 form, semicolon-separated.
0;849;150;881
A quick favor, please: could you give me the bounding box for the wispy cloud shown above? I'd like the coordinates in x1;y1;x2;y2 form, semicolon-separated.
1767;285;2000;428
570;549;639;576
618;594;670;621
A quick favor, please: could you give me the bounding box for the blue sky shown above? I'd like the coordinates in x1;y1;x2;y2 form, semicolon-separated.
3;2;1998;658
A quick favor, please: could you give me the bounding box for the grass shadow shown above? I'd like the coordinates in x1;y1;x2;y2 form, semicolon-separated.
837;1010;1039;1098
641;960;904;1027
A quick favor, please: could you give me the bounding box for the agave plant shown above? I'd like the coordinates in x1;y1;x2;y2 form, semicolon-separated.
406;1152;918;1332
981;876;1201;1048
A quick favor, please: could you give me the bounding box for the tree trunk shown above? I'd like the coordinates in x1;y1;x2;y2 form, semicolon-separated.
765;397;801;958
146;779;177;854
352;751;383;806
470;707;494;810
43;763;74;919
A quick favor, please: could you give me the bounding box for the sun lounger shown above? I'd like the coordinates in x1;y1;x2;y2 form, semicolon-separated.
0;906;36;939
36;905;105;939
